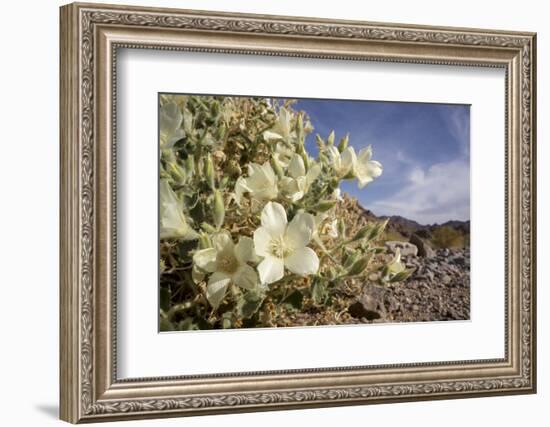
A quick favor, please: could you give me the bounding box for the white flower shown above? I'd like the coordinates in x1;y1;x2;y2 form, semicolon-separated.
331;188;343;201
387;248;406;275
312;213;338;247
320;217;338;239
273;142;295;167
160;180;198;240
193;231;259;308
160;102;185;149
354;146;383;188
263;107;295;143
234;162;278;205
253;202;319;285
327;145;356;178
280;154;321;202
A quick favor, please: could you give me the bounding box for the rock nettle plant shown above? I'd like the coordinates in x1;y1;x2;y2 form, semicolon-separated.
159;94;413;331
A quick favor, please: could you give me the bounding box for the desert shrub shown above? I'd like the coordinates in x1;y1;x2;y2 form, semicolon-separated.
431;226;465;248
381;229;408;243
159;95;413;330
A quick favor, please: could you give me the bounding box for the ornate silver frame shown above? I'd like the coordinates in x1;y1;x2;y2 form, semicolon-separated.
60;2;537;423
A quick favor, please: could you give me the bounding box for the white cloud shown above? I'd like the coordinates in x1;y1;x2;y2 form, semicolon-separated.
369;159;470;225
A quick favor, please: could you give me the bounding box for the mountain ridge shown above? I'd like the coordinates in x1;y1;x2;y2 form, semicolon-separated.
353;203;470;237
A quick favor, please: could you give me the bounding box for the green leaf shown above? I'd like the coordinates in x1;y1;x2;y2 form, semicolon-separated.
237;292;265;319
311;278;327;305
346;255;371;276
311;200;336;213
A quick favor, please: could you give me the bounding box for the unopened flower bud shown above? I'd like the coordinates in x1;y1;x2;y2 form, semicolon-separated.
204;154;215;189
270;156;284;179
213;190;225;229
338;134;349;152
185;155;195;177
327;130;335;146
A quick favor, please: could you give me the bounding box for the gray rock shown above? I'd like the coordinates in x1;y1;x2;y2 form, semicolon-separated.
385;241;418;257
409;233;436;258
348;301;381;320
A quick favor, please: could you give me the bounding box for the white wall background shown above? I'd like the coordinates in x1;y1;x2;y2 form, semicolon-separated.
0;0;545;425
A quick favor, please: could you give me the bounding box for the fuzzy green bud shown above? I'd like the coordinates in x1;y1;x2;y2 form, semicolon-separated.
201;222;217;234
204;154;215;189
213;190;225;229
327;130;335;146
185;155;195;177
270;156;284;179
168;161;186;184
315;134;325;150
338;134;349;152
301;152;310;170
211;100;221;116
198;233;212;249
337;219;346;239
217;123;226;140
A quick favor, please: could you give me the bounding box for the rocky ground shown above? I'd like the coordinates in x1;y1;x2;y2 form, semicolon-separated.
347;246;470;323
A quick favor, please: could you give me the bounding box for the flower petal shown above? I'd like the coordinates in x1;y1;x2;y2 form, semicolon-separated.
160;103;182;134
367;160;383;178
284;247;319;276
261;202;287;237
358;146;373;162
212;231;234;253
193;248;217;272
286;211;315;248
235;236;256;263
341;146;357;174
192;264;205;283
233;264;258;290
159;180;198;240
234;176;249;205
253;227;272;257
263;130;283;142
257;255;285;285
288;154;306;178
280;177;304;202
306;163;322;185
260;161;277;182
206;272;231;308
357;175;374;189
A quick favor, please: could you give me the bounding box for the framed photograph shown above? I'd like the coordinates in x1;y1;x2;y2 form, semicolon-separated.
60;2;537;423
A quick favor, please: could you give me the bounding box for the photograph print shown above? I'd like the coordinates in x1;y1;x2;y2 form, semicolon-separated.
159;94;470;331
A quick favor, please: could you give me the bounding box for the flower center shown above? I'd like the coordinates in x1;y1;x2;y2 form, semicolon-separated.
217;253;239;274
269;236;293;258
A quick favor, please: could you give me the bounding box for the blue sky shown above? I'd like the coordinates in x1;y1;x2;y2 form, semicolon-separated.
293;98;470;225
